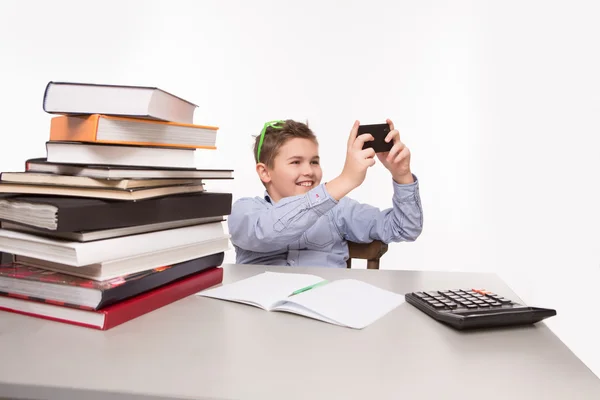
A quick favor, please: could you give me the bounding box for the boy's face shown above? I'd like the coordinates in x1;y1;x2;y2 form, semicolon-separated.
258;138;322;203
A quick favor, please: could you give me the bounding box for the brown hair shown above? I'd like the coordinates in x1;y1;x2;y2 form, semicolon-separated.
253;119;318;168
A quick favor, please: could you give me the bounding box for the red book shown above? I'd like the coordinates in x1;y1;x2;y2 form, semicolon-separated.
0;267;223;330
0;252;224;310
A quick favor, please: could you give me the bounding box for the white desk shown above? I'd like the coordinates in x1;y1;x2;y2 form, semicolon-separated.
1;264;599;399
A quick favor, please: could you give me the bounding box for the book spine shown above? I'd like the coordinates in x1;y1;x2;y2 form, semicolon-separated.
41;81;53;112
49;114;100;143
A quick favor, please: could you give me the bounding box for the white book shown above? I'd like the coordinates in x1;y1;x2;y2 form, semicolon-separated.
46;142;197;169
14;237;230;281
197;271;405;329
0;221;227;267
24;158;233;180
1;216;224;242
43;81;198;124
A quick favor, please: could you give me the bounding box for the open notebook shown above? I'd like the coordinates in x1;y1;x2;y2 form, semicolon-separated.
196;271;405;329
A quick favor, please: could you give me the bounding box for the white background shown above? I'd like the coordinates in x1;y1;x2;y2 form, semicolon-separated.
1;0;598;377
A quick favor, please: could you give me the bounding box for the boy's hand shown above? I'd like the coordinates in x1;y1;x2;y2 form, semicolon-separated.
325;121;376;200
341;120;376;188
377;119;414;184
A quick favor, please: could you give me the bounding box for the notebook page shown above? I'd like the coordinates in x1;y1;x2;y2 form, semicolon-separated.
196;271;324;310
273;302;342;327
277;279;404;329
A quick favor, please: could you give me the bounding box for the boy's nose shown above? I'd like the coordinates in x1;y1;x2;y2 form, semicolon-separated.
301;164;313;175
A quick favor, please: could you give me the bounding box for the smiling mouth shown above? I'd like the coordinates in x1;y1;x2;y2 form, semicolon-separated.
296;181;313;187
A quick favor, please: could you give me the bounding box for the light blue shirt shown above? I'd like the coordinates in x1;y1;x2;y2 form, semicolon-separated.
227;175;423;268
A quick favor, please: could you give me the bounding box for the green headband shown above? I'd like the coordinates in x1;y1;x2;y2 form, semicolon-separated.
256;120;285;162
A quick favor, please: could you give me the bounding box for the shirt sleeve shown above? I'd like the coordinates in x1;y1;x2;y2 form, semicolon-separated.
334;175;423;244
227;184;338;252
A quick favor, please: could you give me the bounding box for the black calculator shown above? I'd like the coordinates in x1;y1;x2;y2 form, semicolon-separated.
405;288;556;330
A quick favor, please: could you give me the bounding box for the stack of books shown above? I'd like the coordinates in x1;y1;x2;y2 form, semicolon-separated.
0;81;233;330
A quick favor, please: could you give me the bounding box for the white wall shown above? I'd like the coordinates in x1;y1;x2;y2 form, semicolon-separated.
1;0;598;377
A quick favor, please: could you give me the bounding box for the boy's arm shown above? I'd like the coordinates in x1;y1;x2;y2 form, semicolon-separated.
334;175;423;244
227;184;338;252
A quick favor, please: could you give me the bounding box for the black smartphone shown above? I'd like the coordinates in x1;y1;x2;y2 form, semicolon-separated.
357;123;393;153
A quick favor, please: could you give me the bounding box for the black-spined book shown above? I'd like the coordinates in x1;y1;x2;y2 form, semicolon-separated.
0;191;232;232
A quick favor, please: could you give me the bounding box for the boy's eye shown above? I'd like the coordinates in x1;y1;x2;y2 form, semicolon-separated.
311;161;320;165
291;161;300;164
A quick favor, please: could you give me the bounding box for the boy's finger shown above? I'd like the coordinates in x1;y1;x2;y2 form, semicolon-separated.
386;142;405;162
394;147;410;163
361;147;376;159
386;118;395;131
385;129;400;143
347;120;360;148
353;133;374;150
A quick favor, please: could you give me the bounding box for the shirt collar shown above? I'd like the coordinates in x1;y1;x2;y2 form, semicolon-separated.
263;190;272;204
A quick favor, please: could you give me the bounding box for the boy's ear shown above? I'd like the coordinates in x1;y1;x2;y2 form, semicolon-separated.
256;163;272;184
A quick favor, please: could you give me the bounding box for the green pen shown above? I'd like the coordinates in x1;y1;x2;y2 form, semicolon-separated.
289;280;329;297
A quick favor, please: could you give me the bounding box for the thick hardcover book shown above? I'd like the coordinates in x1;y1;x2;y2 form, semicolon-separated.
1;216;224;242
42;81;198;124
0;252;224;309
49;114;218;149
0;266;224;330
0;191;232;232
13;236;231;281
0;221;227;267
45;141;198;169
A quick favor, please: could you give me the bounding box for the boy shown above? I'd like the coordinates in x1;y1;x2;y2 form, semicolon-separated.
227;119;423;268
